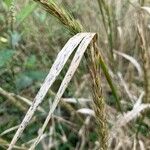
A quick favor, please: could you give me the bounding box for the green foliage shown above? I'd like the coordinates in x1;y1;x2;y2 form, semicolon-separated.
15;74;33;91
0;50;16;68
16;3;37;24
58;143;72;150
89;132;98;142
10;31;21;48
24;70;47;81
3;0;12;7
24;55;37;69
15;71;47;90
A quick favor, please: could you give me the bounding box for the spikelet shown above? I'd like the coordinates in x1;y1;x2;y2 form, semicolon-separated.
9;0;16;32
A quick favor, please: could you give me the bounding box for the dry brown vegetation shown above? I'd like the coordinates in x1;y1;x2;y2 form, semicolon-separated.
0;0;150;149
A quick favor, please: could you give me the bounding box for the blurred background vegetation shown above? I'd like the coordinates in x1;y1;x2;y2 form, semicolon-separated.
0;0;150;149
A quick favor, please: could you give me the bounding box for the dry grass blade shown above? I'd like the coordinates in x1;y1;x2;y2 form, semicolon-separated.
0;126;19;136
0;138;27;150
115;92;150;128
8;33;86;150
114;50;142;77
141;6;150;15
13;95;46;114
0;87;27;111
62;98;92;104
77;108;95;116
118;72;136;103
29;33;96;149
139;140;146;150
0;87;46;114
133;136;137;150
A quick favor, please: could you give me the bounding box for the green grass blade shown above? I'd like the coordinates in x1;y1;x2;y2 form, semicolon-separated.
3;0;12;7
16;3;37;24
99;54;122;112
